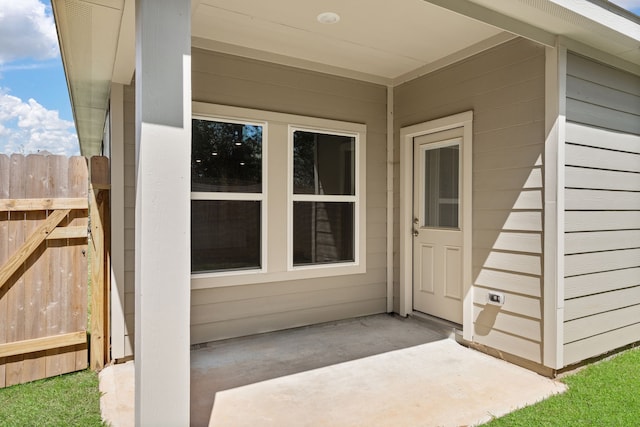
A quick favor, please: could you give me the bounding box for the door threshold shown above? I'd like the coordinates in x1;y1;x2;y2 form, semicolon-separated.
409;311;462;339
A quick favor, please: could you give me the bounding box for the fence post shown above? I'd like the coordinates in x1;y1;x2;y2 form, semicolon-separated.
89;157;110;370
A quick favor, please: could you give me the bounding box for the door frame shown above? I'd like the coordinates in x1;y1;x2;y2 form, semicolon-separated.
399;111;473;341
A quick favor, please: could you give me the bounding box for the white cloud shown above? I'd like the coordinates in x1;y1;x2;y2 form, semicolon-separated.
0;89;79;156
0;0;58;64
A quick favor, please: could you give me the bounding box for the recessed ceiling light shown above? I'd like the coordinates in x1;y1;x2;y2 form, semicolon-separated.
317;12;340;24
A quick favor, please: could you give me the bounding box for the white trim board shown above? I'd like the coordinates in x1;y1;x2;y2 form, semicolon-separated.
399;111;473;342
543;43;566;369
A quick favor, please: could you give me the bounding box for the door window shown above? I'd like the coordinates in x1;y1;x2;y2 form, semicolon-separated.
422;143;459;229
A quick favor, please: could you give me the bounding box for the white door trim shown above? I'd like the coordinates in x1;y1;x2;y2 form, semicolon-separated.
399;111;473;341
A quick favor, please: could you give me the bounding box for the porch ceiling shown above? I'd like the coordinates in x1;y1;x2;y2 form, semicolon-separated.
190;0;504;82
54;0;640;156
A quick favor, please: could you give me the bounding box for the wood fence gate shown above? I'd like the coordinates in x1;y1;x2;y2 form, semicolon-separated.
0;154;109;388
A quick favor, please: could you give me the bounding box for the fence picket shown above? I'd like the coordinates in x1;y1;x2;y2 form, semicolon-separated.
46;155;69;376
69;156;89;371
23;154;48;383
6;154;26;386
0;154;96;387
0;155;9;387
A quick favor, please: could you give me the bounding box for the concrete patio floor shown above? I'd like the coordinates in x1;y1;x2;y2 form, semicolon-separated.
100;314;565;427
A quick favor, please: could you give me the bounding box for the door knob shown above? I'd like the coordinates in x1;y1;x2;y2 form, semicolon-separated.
413;217;419;224
412;229;419;237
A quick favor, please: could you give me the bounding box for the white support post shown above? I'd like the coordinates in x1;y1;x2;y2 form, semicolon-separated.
110;83;126;360
135;0;191;425
543;41;566;370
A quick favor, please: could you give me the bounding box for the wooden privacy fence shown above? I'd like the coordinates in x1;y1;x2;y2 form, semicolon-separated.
0;154;110;388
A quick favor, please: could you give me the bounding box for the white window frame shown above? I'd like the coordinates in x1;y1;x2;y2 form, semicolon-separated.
287;126;361;271
190;114;268;277
191;102;366;290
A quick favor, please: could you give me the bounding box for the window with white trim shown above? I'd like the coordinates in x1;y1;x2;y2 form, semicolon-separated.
190;103;366;289
290;129;357;267
191;118;265;273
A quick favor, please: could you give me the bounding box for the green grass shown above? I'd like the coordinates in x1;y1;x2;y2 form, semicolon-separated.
0;369;106;427
485;347;640;426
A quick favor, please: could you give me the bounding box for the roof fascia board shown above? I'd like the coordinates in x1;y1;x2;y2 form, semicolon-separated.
549;0;640;42
51;0;81;152
112;0;135;84
422;0;557;47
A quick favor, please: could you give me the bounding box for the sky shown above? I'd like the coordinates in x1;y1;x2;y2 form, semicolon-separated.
0;0;78;156
0;0;639;158
610;0;640;14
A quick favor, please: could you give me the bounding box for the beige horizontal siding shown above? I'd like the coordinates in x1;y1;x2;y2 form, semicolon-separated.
191;299;384;344
473;306;541;342
565;121;640;154
474;189;542;211
474;167;543;192
474;230;542;254
563;52;640;366
473;287;541;319
565;267;640;299
565;167;640;192
189;48;388;343
566;100;640;135
565;323;640;366
565;286;640;321
474;210;542;232
565;303;640;344
474;269;541;298
565;144;640;173
566;188;640;210
191;267;387;306
565;210;640;232
565;230;640;254
473;250;541;276
394;38;546;363
565;248;640;277
120;84;135;357
470;327;542;363
191;283;385;325
566;52;640;135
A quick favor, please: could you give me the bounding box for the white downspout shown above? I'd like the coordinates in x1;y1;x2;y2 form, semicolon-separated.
386;86;394;312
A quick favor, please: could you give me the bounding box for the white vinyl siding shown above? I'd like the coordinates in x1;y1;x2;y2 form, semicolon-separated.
395;38;546;364
190;49;387;343
563;52;640;366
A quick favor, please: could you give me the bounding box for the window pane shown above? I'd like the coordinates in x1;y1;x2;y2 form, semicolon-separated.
192;119;262;193
293;131;354;195
191;200;261;272
424;144;459;228
293;202;354;266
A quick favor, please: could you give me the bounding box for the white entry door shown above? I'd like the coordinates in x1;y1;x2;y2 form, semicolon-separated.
412;127;465;324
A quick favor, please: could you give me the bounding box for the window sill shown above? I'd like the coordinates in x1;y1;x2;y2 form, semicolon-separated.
190;262;366;290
